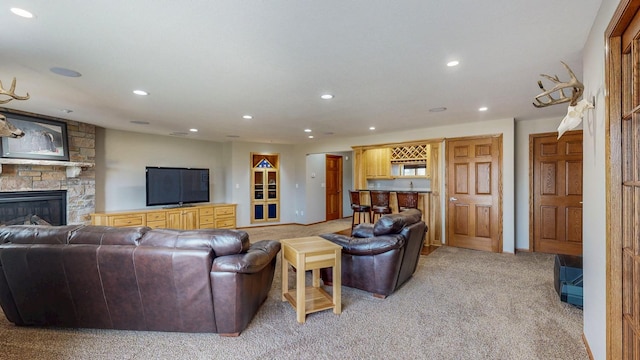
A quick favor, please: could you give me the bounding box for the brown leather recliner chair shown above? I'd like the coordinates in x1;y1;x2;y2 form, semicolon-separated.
320;208;427;298
0;225;280;336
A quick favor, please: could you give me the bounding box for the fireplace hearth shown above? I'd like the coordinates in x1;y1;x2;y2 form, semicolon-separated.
0;190;67;226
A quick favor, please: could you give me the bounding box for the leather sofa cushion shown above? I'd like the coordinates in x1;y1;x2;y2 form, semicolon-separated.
373;209;422;236
320;233;404;255
140;229;250;256
0;225;84;245
69;226;149;245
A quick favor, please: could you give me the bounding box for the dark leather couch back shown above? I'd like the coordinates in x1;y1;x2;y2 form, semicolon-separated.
0;225;266;333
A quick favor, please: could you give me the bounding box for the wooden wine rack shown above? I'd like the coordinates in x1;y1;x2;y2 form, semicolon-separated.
391;144;429;163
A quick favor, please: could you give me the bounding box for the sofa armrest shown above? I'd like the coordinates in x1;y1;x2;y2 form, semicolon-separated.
351;223;374;238
320;233;404;256
211;240;281;274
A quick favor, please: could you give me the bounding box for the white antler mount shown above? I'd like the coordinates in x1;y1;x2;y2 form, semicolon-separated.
533;62;593;139
0;77;29;138
533;62;584;107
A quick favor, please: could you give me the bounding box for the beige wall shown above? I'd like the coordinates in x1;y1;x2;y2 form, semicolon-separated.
95;128;224;212
582;0;615;358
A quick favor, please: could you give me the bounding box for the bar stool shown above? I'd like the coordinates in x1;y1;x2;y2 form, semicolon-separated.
396;191;419;211
369;190;392;222
349;190;371;228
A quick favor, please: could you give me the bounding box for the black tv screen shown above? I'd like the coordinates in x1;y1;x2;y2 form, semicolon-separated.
145;167;210;206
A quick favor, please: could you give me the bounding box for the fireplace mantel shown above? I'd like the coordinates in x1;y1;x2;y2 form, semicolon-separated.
0;159;94;178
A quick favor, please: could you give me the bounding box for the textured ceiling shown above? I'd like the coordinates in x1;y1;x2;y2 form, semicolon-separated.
0;1;602;144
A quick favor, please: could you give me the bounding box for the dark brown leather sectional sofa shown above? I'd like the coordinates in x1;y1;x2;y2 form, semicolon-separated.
0;225;280;336
320;208;427;298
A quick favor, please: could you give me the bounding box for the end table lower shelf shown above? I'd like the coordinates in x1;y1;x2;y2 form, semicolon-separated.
283;287;335;315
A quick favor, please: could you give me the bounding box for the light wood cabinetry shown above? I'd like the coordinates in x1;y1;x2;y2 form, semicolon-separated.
146;212;167;229
214;205;236;229
198;206;215;229
91;204;237;230
251;153;280;223
166;207;199;230
109;213;145;227
364;148;392;179
357;143;434;180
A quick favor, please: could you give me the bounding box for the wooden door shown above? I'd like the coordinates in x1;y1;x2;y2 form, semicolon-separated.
446;135;502;252
325;155;342;221
606;2;640;357
531;131;583;255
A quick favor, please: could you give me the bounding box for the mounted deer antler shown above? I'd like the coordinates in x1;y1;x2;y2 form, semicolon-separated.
0;78;29;138
533;61;584;107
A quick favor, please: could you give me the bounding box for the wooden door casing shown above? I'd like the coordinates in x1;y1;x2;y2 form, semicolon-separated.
325;155;342;221
530;131;583;255
446;135;502;253
606;1;640;357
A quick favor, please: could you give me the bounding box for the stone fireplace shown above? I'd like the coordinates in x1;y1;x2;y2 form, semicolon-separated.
0;109;96;224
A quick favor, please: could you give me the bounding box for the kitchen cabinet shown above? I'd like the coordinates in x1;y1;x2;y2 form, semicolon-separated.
364;148;392;179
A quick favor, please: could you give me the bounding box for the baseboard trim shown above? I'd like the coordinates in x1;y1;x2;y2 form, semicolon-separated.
582;333;594;360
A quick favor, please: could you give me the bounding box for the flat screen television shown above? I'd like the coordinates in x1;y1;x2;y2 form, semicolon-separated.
145;167;210;207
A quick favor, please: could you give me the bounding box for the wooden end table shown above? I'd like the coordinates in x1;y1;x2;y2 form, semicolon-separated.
280;236;342;323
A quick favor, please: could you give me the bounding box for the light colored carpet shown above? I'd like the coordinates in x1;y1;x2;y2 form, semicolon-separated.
0;219;587;359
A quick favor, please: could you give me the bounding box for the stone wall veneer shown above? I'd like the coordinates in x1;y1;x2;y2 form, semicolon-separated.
0;111;96;224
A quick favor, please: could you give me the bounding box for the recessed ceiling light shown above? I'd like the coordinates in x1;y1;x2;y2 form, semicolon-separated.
304;129;312;133
130;120;149;125
447;60;460;67
478;107;488;112
369;127;376;131
321;94;334;100
429;107;447;112
308;135;314;139
189;128;198;132
50;67;82;77
60;109;73;114
133;90;149;96
242;115;253;119
10;8;33;18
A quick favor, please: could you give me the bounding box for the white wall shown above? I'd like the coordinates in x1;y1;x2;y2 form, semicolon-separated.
582;0;616;358
301;151;353;224
95;128;224;211
305;154;326;224
513;117;579;251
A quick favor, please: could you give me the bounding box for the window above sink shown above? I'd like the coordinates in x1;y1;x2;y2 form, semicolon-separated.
391;162;427;177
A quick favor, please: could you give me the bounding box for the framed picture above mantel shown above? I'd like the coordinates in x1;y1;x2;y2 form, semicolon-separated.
0;112;69;161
